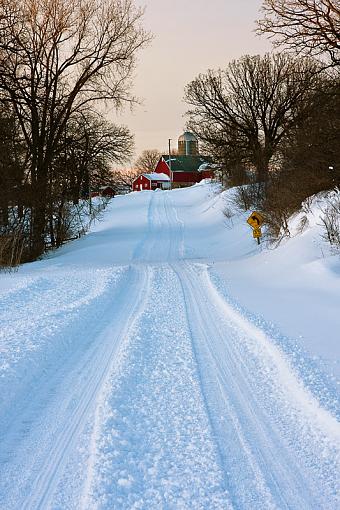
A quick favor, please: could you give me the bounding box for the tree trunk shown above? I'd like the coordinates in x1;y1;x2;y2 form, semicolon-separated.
30;203;46;259
29;172;48;260
257;158;269;183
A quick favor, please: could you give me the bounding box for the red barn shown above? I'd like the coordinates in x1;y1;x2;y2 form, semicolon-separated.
154;156;214;188
132;172;170;192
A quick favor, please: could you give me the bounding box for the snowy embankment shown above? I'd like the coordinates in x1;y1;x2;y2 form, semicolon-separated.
0;182;339;509
176;183;340;378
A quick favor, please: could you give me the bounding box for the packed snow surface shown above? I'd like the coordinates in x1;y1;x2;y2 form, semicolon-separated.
0;183;339;509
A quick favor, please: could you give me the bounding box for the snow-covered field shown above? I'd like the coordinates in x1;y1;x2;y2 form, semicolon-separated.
0;183;339;509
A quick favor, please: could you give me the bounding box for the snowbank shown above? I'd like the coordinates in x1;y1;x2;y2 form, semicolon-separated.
176;183;340;380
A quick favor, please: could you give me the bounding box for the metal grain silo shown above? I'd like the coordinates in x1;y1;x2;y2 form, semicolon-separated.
178;131;199;156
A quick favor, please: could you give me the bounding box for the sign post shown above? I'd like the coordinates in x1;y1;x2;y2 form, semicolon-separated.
247;211;264;245
253;227;262;244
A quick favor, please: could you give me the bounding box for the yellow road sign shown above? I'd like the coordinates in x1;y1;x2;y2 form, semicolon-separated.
247;211;264;229
253;227;262;238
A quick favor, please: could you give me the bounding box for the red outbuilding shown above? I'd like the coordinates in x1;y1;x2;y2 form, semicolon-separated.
132;172;170;192
90;185;115;198
100;186;115;197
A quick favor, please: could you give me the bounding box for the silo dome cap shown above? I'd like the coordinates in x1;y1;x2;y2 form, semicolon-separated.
178;131;198;142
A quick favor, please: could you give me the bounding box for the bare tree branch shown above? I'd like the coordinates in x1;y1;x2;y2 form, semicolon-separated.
135;149;161;172
257;0;340;67
185;53;320;182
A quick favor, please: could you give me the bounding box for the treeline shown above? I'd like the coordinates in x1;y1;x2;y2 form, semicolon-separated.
185;0;340;245
0;0;149;267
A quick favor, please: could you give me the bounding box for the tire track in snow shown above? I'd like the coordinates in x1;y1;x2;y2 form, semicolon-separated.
0;266;126;438
2;189;339;509
0;267;118;376
0;265;150;510
132;191;184;264
159;191;340;507
124;190;340;508
79;192;231;509
131;192;155;262
82;265;232;510
1;191;157;509
173;261;340;509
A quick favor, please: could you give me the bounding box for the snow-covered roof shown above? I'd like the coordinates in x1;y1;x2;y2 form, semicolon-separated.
144;173;170;181
198;163;210;171
198;162;220;172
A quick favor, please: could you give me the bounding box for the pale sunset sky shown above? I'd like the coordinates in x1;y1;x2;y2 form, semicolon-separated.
114;0;271;164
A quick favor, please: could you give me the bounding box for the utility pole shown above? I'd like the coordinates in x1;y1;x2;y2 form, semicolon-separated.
168;138;172;190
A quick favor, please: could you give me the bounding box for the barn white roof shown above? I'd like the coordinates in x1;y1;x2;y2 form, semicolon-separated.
144;173;170;181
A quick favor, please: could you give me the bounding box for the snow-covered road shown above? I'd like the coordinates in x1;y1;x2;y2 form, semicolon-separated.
0;188;339;509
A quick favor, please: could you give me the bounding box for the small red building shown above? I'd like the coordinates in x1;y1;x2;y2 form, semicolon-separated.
90;185;115;198
132;172;170;192
100;186;115;197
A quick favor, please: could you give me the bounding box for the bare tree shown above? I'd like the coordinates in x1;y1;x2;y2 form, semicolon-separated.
45;111;133;247
253;73;340;243
135;149;161;172
185;53;319;183
63;112;134;202
0;0;150;258
186;122;250;187
110;167;140;191
257;0;340;67
280;77;340;189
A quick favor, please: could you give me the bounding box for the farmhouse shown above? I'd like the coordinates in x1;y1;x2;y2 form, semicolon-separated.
132;172;170;192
